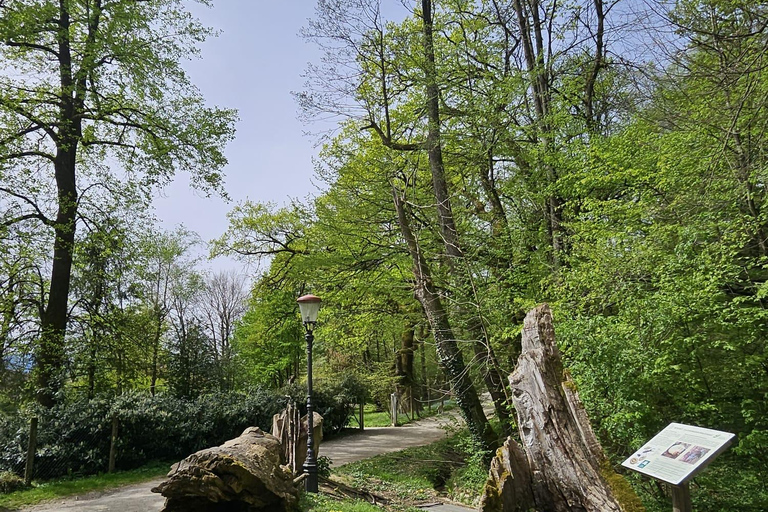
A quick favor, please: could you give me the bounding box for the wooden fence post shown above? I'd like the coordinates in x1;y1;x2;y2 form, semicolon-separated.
24;417;38;485
390;393;398;426
290;400;299;474
359;402;364;431
671;483;692;512
108;416;119;473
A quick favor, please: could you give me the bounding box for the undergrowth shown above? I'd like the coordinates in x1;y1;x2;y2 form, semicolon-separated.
331;428;485;509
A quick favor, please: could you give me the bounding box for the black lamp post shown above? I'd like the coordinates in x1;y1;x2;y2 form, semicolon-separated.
297;293;321;493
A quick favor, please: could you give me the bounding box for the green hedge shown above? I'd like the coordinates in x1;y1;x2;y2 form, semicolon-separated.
0;381;362;482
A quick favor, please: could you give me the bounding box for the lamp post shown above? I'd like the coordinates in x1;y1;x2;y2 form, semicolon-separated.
297;293;321;493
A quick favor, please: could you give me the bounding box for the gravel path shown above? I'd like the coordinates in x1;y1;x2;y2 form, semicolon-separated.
16;411;471;512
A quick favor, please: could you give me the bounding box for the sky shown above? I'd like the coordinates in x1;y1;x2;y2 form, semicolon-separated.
152;2;333;271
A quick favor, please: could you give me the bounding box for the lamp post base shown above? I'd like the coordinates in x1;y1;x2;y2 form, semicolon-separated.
303;459;318;493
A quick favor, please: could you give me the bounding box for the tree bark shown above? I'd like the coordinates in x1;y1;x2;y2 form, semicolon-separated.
479;436;534;512
396;324;418;415
420;0;462;262
480;304;632;512
152;427;299;512
392;186;496;451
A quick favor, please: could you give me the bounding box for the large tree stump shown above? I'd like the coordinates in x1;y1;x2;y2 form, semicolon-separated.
480;436;534;512
152;427;299;512
480;304;631;512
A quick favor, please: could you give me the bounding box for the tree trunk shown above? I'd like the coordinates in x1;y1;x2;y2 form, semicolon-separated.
37;153;78;407
420;0;462;262
480;304;633;512
396;324;419;416
420;0;515;431
152;427;299;512
150;312;163;396
510;0;565;270
392;186;496;452
35;1;86;407
472;336;514;436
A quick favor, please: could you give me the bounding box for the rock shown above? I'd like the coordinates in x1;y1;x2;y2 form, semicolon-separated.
151;427;299;512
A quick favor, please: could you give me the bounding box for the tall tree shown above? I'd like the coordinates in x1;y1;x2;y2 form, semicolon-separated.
136;227;199;396
301;0;501;448
0;0;236;406
199;270;248;391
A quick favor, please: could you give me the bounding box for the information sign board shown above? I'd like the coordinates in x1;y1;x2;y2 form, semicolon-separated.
622;423;735;485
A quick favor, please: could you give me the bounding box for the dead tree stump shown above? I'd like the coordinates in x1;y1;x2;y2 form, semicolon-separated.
152;427;299;512
480;304;632;512
271;407;323;475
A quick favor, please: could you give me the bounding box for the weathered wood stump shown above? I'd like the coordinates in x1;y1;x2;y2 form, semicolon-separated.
271;408;323;474
480;304;633;512
480;436;534;512
151;427;299;512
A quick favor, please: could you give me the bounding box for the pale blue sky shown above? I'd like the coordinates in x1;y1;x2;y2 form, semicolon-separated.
153;2;331;269
154;1;411;271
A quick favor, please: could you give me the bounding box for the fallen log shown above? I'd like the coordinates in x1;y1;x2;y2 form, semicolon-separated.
480;304;640;512
152;426;299;512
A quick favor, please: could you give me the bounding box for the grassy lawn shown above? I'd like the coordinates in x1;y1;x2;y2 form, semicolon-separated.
0;461;171;510
347;402;455;429
325;428;485;510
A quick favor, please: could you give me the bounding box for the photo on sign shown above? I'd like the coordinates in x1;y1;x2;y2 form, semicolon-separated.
661;442;690;460
680;446;710;465
628;446;654;465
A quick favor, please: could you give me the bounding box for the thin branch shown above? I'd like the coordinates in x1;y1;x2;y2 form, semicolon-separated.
5;40;60;58
1;212;53;228
0;150;56;163
362;121;425;151
0;186;55;226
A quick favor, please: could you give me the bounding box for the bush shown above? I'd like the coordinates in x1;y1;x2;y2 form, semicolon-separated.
111;388;291;469
0;384;358;482
0;471;26;494
0;411;27;476
313;374;366;436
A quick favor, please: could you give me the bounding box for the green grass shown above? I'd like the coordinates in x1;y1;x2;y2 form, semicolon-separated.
0;461;171;510
301;492;419;512
331;428;484;508
347;402;455;428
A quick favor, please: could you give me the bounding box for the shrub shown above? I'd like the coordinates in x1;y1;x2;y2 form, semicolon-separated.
313;374;366;436
0;384;357;482
0;470;26;494
0;411;27;476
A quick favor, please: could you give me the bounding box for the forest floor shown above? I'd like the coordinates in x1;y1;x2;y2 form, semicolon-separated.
14;410;474;512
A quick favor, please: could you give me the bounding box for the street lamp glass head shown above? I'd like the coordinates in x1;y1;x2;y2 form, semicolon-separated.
297;294;322;326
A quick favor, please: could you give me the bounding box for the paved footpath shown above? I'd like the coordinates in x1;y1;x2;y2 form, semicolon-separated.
16;412;475;512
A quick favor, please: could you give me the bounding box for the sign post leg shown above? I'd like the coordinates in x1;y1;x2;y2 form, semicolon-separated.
671;483;692;512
